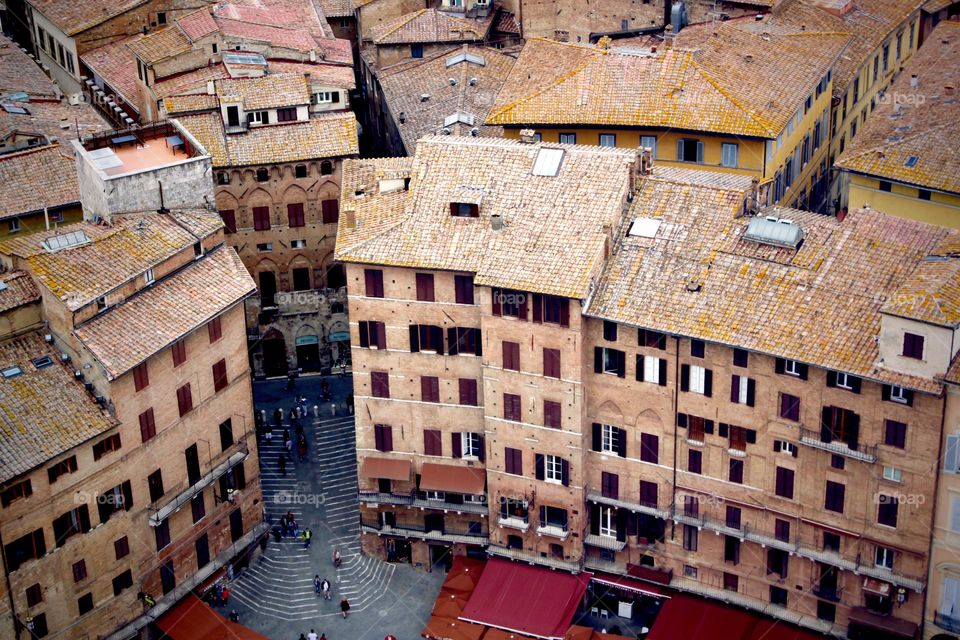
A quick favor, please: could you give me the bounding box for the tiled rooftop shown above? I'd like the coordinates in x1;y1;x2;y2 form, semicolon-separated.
175;110;359;167
486;28;848;138
74;245;255;378
0;330;118;484
336;136;637;299
0;271;40;313
127;23;192;64
29;0;146;35
178;7;218;40
0;212;223;311
587;168;958;392
0;144;79;220
217;73;309;111
318;0;356;18
0;36;58;98
369;9;494;45
377;44;516;151
835;21;960;195
80;34;144;110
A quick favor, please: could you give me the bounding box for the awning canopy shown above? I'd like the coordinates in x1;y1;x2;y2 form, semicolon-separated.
360;456;411;481
155;594;270;640
420;463;486;494
646;594;759;640
848;606;918;639
862;577;891;596
747;620;833;640
458;558;591;640
590;572;669;599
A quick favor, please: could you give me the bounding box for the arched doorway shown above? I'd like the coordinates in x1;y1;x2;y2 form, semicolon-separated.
260;328;287;377
295;326;321;373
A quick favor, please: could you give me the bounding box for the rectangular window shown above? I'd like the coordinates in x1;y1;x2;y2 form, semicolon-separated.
640;433;659;464
883;466;902;483
639;329;667;349
358;320;386;350
537;295;569;326
212;359;228;392
600;471;619;499
133;362;149;391
176;383;193;416
688;449;702;474
733;348;749;367
147;469;164;502
420;376;440;402
252;206;271;231
114;536;130;559
277;107;297;122
503;341;520;371
1;479;31;507
639;355;667;386
821;406;860;449
73;559;87;582
364;269;384;298
686;365;710;395
596;347;626;377
775;467;794;499
113;570;133;596
373;424;393;452
721;143;739;167
902;332;924;359
543;348;561;378
449;327;480;355
411;44;423;58
424;429;442;456
877;495;899;527
503;392;522;421
504;447;523;475
683;524;698;551
454;275;474;304
544;400;562;429
885;420;907;448
599;134;616;147
779;393;800;421
544;454;563;483
321;199;339;224
287;203;305;227
598;505;616;537
640;135;657;157
415;273;435;301
52;505;91;546
370;371;390;398
677;138;704;163
729;459;744;484
92;434;121;461
26;582;42;607
824;481;845;513
730;375;755;406
208;316;222;343
875;545;895;569
603;320;618;342
726;506;741;530
192;493;206;522
600;424;620;455
559;133;576;144
492;288;526;319
639;480;658;508
458;378;478;406
171;339;187;367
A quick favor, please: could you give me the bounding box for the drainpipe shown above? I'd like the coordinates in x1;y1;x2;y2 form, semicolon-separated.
670;335;680;539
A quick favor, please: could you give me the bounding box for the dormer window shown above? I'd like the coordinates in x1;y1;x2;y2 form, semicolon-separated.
277;107;297;122
97;296;108;313
450;202;479;218
311;91;339;105
247;110;269;125
902;332;924;360
145;268;155;285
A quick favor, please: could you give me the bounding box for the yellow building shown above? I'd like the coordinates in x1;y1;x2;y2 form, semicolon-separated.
836;21;960;228
0;144;84;239
486;24;847;211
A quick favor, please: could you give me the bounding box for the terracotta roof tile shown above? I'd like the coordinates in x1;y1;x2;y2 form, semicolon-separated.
882;256;960;327
318;0;357;18
217;73;309;110
28;0;146;35
488;30;848;138
0;145;79;220
152;65;231;99
370;9;493;45
0;331;118;483
178;8;218;40
175;110;358;167
162;93;218;115
0;35;59;98
377;44;515;151
0;212;223;310
127;24;192;64
336;136;637;299
267;60;356;90
0;271;40;313
73;245;255;378
587;168;955;392
80;34;143;110
835;21;960;194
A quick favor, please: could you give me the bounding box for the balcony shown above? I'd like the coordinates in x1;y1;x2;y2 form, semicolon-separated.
812;584;843;602
584;534;626;552
497;513;530;532
411;497;489;515
149;439;249;526
487;543;581;573
935;611;960;633
798;427;877;463
586;491;671;520
360;518;488;545
741;524;797;555
536;524;570;540
358;491;415;507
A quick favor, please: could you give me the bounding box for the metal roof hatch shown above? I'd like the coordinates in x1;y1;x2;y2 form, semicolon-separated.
744;216;804;249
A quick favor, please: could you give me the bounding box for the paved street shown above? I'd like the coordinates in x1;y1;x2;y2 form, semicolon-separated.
228;377;446;640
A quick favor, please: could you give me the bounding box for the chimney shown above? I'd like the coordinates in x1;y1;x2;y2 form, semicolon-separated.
491;213;503;230
663;0;672;30
910;73;919;90
639;146;653;175
519;129;538;144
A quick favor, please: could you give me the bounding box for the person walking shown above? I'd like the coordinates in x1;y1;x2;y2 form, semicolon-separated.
320;577;331;600
221;585;230;607
278;453;287;476
314;574;322;597
298;634;307;640
303;528;312;549
285;436;294;455
229;609;239;623
340;596;350;618
298;436;307;463
332;547;342;568
307;629;318;640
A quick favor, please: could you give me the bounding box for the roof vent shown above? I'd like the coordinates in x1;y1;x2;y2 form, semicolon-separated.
442;127;452;135
470;127;479;137
399;111;406;123
1;365;22;378
628;217;662;239
420;94;430;102
449;77;457;85
744;216;804;249
468;77;477;86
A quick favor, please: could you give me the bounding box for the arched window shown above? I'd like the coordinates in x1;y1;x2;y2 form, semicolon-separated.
320;161;333;176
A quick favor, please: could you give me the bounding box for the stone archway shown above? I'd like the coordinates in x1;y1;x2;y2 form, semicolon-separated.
260;327;287;377
294;324;321;373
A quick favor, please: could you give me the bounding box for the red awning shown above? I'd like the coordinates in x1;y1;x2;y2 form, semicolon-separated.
748;619;835;640
458;558;592;640
590;572;669;599
155;594;270;640
847;606;918;638
420;463;486;494
646;594;758;640
360;456;411;481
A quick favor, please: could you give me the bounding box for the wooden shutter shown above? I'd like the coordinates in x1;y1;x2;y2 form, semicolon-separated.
431;326;444;355
590;504;601;536
730;375;741;403
219;209;237;233
359;322;370;348
535;454;544;480
847;411;860;450
177;384;192;416
797;363;808;380
821;407;833;443
594;347;603;373
451;433;462;459
416;273;434;301
133;363;149;391
636;354;644;381
658;359;667;386
477;435;485;462
616;508;628;542
518;292;528;321
850;376;862;394
139;409;156;442
492;288;502;316
703;369;713;396
447;328;459;356
746;379;756;406
559;299;570;327
532;294;543;323
680;364;690;391
826;371;837;388
408;325;420;352
775;358;785;374
212;359;227;392
616;428;628;458
616;350;626;378
640;433;656;463
561;458;570;486
592;423;602;451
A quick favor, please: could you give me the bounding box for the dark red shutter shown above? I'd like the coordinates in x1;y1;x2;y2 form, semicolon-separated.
133;363;149;391
559;299;570;327
535;454;544;480
139;409;156;442
207;316;222;342
451;433;462;458
730;375;740;403
253;206;271;231
212;359;227;392
561;458;570;486
359;321;370;347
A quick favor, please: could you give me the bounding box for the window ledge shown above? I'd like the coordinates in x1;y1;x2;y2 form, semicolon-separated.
728;448;747;458
687;439;705;447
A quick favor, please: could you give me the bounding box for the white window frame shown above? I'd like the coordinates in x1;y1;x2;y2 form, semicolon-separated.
882;466;902;483
602;348;620;375
836;372;853;390
144;268;155;285
947;435;960;473
545;454;562;484
640;135;657;158
250;110;268;123
257;243;273;252
559;133;576;144
291;239;306;249
736;377;749;404
7;218;21;233
890;385;908;404
599;134;616;148
950;496;960;533
312;91;334;104
721;143;739;168
780;441;797;456
462;432;481;459
426;490;445;501
644;357;661;384
875;545;895;570
598;505;616;538
689;365;706;394
784;359;801;376
601;424;618;454
464;494;485;504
